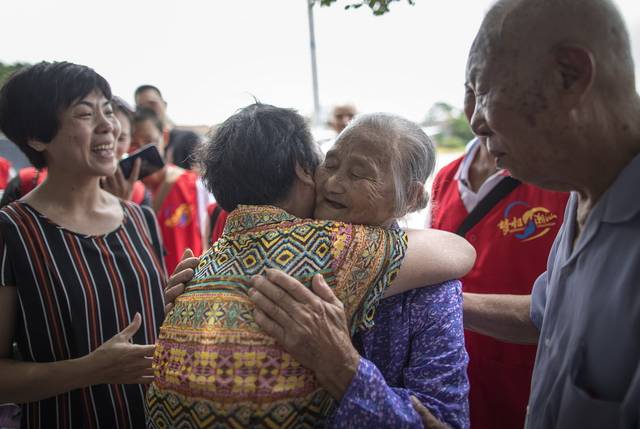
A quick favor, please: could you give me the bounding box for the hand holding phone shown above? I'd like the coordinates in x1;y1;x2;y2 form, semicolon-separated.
102;158;140;200
119;144;165;180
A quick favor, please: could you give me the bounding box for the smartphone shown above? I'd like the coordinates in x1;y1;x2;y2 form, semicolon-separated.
119;144;165;180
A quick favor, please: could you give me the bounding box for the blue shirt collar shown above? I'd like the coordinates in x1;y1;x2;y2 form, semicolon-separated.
601;152;640;224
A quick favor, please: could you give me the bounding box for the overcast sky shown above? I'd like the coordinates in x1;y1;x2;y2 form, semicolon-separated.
2;0;639;127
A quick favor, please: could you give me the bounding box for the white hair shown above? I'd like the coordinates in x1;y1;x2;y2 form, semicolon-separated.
344;113;436;217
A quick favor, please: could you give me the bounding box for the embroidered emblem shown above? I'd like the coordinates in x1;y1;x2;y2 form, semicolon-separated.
165;203;192;228
497;201;559;242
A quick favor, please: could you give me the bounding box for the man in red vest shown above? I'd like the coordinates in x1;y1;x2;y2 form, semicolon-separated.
134;85;200;170
430;88;569;429
132;107;212;273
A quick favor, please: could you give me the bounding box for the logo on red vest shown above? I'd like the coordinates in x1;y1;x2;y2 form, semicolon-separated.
497;201;558;242
165;203;193;228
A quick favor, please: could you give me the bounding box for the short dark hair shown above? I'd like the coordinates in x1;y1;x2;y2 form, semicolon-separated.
0;61;111;169
200;103;320;212
134;85;163;100
134;107;163;133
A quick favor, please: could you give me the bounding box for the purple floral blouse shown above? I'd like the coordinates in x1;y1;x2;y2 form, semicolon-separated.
327;280;470;429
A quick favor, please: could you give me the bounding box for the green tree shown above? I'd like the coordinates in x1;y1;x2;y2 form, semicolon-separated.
0;62;29;88
423;101;474;150
318;0;415;16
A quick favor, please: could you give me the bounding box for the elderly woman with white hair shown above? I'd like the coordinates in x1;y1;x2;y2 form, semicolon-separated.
248;113;470;428
163;112;471;428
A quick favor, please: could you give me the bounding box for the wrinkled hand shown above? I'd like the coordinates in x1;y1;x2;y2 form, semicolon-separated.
87;313;156;385
164;248;199;315
411;396;451;429
101;159;141;201
249;269;360;400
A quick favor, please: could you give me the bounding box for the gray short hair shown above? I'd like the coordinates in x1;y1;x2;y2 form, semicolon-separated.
343;113;436;218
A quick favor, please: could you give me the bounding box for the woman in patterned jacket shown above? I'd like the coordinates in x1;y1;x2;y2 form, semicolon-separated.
147;103;475;428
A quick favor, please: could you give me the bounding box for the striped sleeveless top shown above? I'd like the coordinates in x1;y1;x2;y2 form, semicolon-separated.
0;201;167;429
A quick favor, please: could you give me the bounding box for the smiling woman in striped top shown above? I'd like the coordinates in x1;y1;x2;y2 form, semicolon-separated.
0;62;167;428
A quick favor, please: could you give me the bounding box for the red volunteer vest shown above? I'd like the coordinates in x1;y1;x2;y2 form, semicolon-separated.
0;157;12;190
155;170;202;273
18;167;47;195
431;157;569;429
206;202;229;247
130;181;146;206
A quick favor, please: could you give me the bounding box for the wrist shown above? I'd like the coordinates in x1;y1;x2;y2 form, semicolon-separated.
77;350;104;386
41;354;100;394
461;292;475;328
316;347;360;401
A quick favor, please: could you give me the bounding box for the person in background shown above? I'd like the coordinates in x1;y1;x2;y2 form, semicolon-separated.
101;96;150;206
0;61;166;428
205;201;228;247
428;87;569;428
134;85;200;170
0;157;15;200
0;134;30;171
329;103;357;134
132;107;212;273
318;103;358;154
0;165;46;207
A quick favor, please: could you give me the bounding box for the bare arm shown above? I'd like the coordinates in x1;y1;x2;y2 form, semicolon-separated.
386;229;476;297
463;292;539;345
0;287;155;404
161;229;475;304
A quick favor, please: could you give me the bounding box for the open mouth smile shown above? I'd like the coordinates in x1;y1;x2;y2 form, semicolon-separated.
91;143;114;157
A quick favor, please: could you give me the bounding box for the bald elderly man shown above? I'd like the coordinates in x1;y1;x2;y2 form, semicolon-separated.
460;0;640;427
165;0;640;427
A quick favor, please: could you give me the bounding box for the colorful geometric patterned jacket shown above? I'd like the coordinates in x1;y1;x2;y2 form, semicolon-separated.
146;205;407;428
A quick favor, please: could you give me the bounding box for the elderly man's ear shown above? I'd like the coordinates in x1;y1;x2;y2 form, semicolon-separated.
553;44;595;104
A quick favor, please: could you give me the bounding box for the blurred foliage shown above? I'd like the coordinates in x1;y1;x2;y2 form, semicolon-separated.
423;101;474;150
0;62;29;88
317;0;415;16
